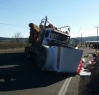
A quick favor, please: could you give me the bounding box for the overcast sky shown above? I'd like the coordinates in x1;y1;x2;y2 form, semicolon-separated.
0;0;99;38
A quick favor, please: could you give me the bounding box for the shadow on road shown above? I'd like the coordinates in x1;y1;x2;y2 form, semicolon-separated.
0;52;73;91
0;52;29;71
0;64;72;91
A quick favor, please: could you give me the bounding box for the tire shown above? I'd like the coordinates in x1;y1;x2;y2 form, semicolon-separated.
36;52;46;69
25;47;28;57
25;47;31;59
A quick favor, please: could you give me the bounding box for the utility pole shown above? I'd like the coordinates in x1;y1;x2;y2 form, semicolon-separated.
78;27;81;37
95;26;99;50
81;33;82;47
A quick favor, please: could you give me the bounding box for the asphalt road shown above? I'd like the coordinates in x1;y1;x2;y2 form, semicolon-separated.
0;47;95;95
0;52;71;95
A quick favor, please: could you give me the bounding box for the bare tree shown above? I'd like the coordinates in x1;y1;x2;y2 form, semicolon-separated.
13;32;22;43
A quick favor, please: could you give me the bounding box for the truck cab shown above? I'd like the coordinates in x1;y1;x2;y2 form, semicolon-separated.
42;28;70;45
25;16;82;72
41;28;79;49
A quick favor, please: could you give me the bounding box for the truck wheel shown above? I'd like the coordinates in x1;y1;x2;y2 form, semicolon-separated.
36;53;46;69
25;47;30;59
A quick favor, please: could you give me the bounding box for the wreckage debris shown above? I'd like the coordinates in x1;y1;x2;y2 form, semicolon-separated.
77;53;97;76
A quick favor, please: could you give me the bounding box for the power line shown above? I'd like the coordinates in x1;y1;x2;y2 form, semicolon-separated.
0;16;30;22
0;22;28;28
0;7;42;17
0;2;63;23
0;0;44;15
0;3;65;27
0;6;63;24
0;0;64;22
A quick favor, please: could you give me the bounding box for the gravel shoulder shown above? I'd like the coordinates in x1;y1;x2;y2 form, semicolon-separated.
78;47;99;95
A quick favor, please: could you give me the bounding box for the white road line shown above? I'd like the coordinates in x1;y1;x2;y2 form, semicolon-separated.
58;77;72;95
0;64;27;73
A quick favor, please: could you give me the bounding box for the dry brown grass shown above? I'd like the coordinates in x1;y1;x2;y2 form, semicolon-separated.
0;48;25;54
0;41;27;49
0;41;29;53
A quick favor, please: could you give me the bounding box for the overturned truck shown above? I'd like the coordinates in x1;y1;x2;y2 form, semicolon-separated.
25;16;83;74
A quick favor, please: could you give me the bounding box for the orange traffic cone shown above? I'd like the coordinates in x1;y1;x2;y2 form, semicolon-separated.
77;66;80;74
76;60;83;74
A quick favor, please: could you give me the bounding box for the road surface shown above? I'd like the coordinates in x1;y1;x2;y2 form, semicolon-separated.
0;47;95;95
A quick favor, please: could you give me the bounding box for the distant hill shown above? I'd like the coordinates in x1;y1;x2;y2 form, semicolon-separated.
76;36;99;43
0;36;99;43
0;37;28;42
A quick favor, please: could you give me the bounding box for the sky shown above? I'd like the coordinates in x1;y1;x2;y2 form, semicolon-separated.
0;0;99;38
